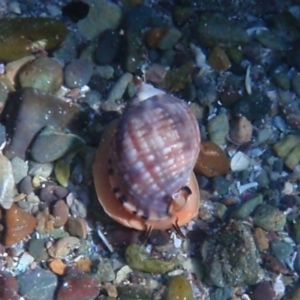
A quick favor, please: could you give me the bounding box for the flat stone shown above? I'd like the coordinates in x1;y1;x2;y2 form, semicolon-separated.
17;267;58;300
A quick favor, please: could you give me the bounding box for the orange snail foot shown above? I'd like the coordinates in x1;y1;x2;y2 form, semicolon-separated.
93;120;201;236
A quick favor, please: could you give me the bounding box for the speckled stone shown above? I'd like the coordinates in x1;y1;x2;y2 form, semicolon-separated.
17;267;58;300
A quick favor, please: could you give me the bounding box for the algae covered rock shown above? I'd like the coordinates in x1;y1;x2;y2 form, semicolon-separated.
200;221;263;288
125;243;175;274
0;17;67;62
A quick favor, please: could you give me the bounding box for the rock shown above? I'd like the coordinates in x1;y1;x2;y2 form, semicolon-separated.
18;57;63;93
0;18;67;62
52;200;69;228
196;13;249;47
249;281;276;300
232;91;272;121
30;127;85;163
125;244;175;274
47;236;81;259
28;238;49;261
270;240;293;266
145;27;182;50
207;112;229;145
117;285;152;300
200;221;263;287
208;46;231;71
212;176;231;196
18;175;33;195
4;204;37;246
0;152;15;209
10;156;28;184
95;30;121;65
253;227;269;251
194;141;230;177
231;194;263;220
0;272;20;300
165;275;194;300
77;0;122;40
64;58;93;89
253;204;286;231
65;217;88;239
255;30;290;51
17;267;58;300
57;273;100;300
229;116;253;145
2;88;81;160
97;258;115;282
28;161;54;178
230;151;250;172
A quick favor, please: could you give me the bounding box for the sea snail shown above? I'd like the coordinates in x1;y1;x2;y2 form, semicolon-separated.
93;82;201;237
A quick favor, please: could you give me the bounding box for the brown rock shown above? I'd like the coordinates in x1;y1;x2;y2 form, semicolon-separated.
4;204;36;246
253;227;269;251
35;209;55;234
194;141;230;177
208;46;231;71
65;217;87;239
57;273;100;300
52;200;69;228
0;272;20;300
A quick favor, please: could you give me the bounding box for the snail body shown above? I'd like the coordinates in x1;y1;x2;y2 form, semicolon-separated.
93;84;201;234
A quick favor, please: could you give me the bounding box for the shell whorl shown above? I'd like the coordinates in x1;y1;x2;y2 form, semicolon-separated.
110;94;200;220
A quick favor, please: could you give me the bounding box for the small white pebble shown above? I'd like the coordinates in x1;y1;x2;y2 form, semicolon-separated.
230;151;250;171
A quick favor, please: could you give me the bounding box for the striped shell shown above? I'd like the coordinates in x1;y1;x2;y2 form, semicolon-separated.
108;93;200;221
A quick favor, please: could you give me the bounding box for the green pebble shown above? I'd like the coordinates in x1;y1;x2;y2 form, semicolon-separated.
125;244;175;274
165;275;194;300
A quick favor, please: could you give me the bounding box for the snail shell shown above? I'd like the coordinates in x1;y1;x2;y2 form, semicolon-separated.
93;86;201;232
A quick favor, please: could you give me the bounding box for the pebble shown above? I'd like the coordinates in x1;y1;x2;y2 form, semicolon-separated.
253;227;269;251
77;0;122;40
270;240;293;266
65;217;88;239
165;275;194;300
207;113;229;145
196;13;249;47
230;151;251;172
194;141;230;177
28;238;49;261
47;236;81;259
35;209;55;234
231;194;263;219
64;58;93;88
57;273;100;300
102;72;133;112
28;161;54;178
95;30;121;65
18;175;33;195
212;176;231;196
10;156;28;184
30;127;85;163
145;27;182;50
17;267;58;300
283;283;300;300
93;65;114;80
3;88;80;160
4;204;37;246
0;272;20;300
208;46;231;71
17;252;35;272
52;199;69;228
200;221;263;287
253;204;286;231
232;91;272;121
229;116;253;145
0;152;15;209
19;57;63;94
125;244;175;274
97;258;116;282
249;281;276;300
